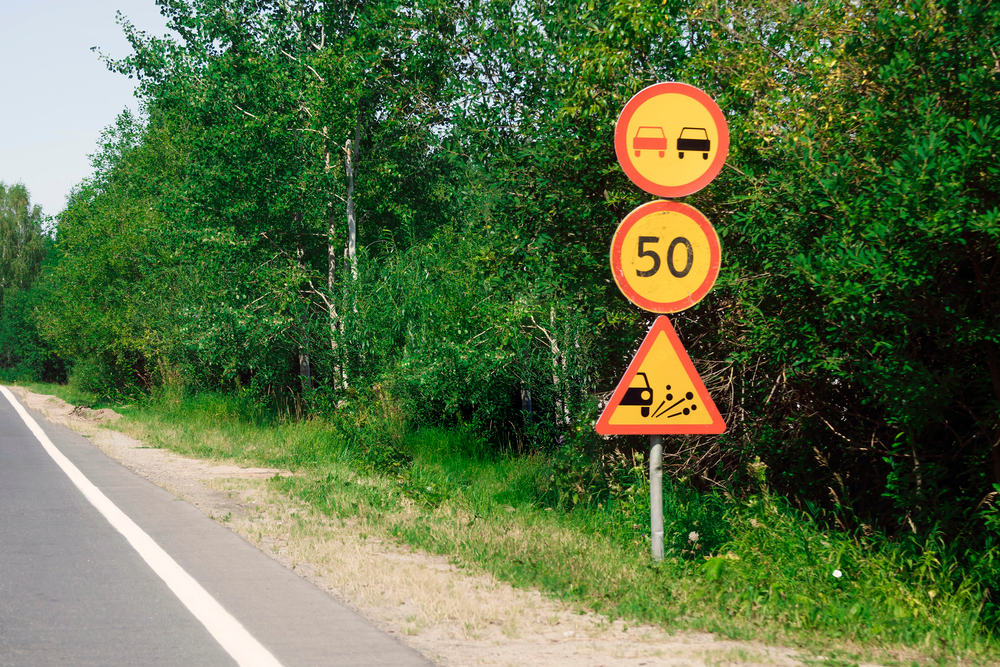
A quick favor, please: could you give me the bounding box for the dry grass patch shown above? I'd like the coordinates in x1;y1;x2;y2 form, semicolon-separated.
204;474;804;667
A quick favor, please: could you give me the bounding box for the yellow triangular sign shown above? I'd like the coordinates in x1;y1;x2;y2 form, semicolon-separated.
596;316;726;435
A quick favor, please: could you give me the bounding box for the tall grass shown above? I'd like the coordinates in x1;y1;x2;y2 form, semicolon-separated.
374;428;994;655
21;382;998;662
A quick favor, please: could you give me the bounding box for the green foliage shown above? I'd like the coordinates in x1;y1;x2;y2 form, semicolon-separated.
0;181;47;297
692;490;1000;650
343;223;597;447
37;0;667;435
663;0;1000;545
0;282;66;384
7;0;999;641
337;386;413;476
0;182;63;382
38;113;184;397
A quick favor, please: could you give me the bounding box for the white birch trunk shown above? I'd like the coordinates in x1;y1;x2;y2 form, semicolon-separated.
549;307;571;427
296;241;313;392
345;117;361;280
324;134;345;390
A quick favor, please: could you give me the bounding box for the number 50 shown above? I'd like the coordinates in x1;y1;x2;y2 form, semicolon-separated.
637;236;693;278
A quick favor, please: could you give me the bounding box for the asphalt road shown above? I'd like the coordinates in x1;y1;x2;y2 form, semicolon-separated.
0;388;433;667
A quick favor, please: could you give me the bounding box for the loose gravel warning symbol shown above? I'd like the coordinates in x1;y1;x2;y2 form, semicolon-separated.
595;316;725;435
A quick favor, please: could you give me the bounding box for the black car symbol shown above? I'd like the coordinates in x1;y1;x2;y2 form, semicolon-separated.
620;372;654;417
677;127;711;160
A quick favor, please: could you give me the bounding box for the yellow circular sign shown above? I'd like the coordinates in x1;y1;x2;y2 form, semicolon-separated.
610;201;721;313
615;82;729;198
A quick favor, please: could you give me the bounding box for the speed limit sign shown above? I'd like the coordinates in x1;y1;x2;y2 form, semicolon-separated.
610;200;721;313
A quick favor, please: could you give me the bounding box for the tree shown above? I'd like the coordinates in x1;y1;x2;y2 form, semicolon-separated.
38;113;186;394
0;181;46;306
67;0;465;401
0;181;60;380
673;0;1000;536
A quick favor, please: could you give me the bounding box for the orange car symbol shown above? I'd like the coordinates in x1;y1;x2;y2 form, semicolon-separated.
633;127;667;158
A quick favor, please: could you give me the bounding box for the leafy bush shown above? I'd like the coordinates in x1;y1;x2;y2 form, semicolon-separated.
0;285;65;383
0;182;62;383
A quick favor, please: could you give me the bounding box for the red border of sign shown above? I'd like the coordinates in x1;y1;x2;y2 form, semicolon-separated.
610;200;721;314
615;82;729;198
596;317;726;435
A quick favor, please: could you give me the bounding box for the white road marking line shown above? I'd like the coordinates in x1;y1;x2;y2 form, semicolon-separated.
1;386;285;667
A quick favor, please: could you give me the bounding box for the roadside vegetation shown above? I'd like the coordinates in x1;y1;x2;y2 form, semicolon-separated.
22;379;1000;663
3;0;999;661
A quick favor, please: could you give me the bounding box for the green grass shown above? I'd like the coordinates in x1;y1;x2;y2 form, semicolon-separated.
366;429;995;659
18;383;998;664
123;391;354;470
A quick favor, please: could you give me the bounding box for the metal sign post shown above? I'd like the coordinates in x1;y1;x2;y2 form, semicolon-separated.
650;435;664;561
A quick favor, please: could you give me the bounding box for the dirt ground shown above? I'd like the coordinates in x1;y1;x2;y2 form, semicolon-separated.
10;386;854;667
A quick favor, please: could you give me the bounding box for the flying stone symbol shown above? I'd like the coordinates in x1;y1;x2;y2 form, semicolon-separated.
649;384;698;419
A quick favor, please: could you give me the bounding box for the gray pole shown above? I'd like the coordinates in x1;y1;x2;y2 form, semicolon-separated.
649;435;664;561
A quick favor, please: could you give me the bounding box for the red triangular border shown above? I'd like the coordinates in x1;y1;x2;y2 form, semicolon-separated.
595;316;726;435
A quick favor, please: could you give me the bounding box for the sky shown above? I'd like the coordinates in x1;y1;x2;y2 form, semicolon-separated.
0;0;174;218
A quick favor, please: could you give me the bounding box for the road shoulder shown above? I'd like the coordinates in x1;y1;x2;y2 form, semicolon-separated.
9;386;836;667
